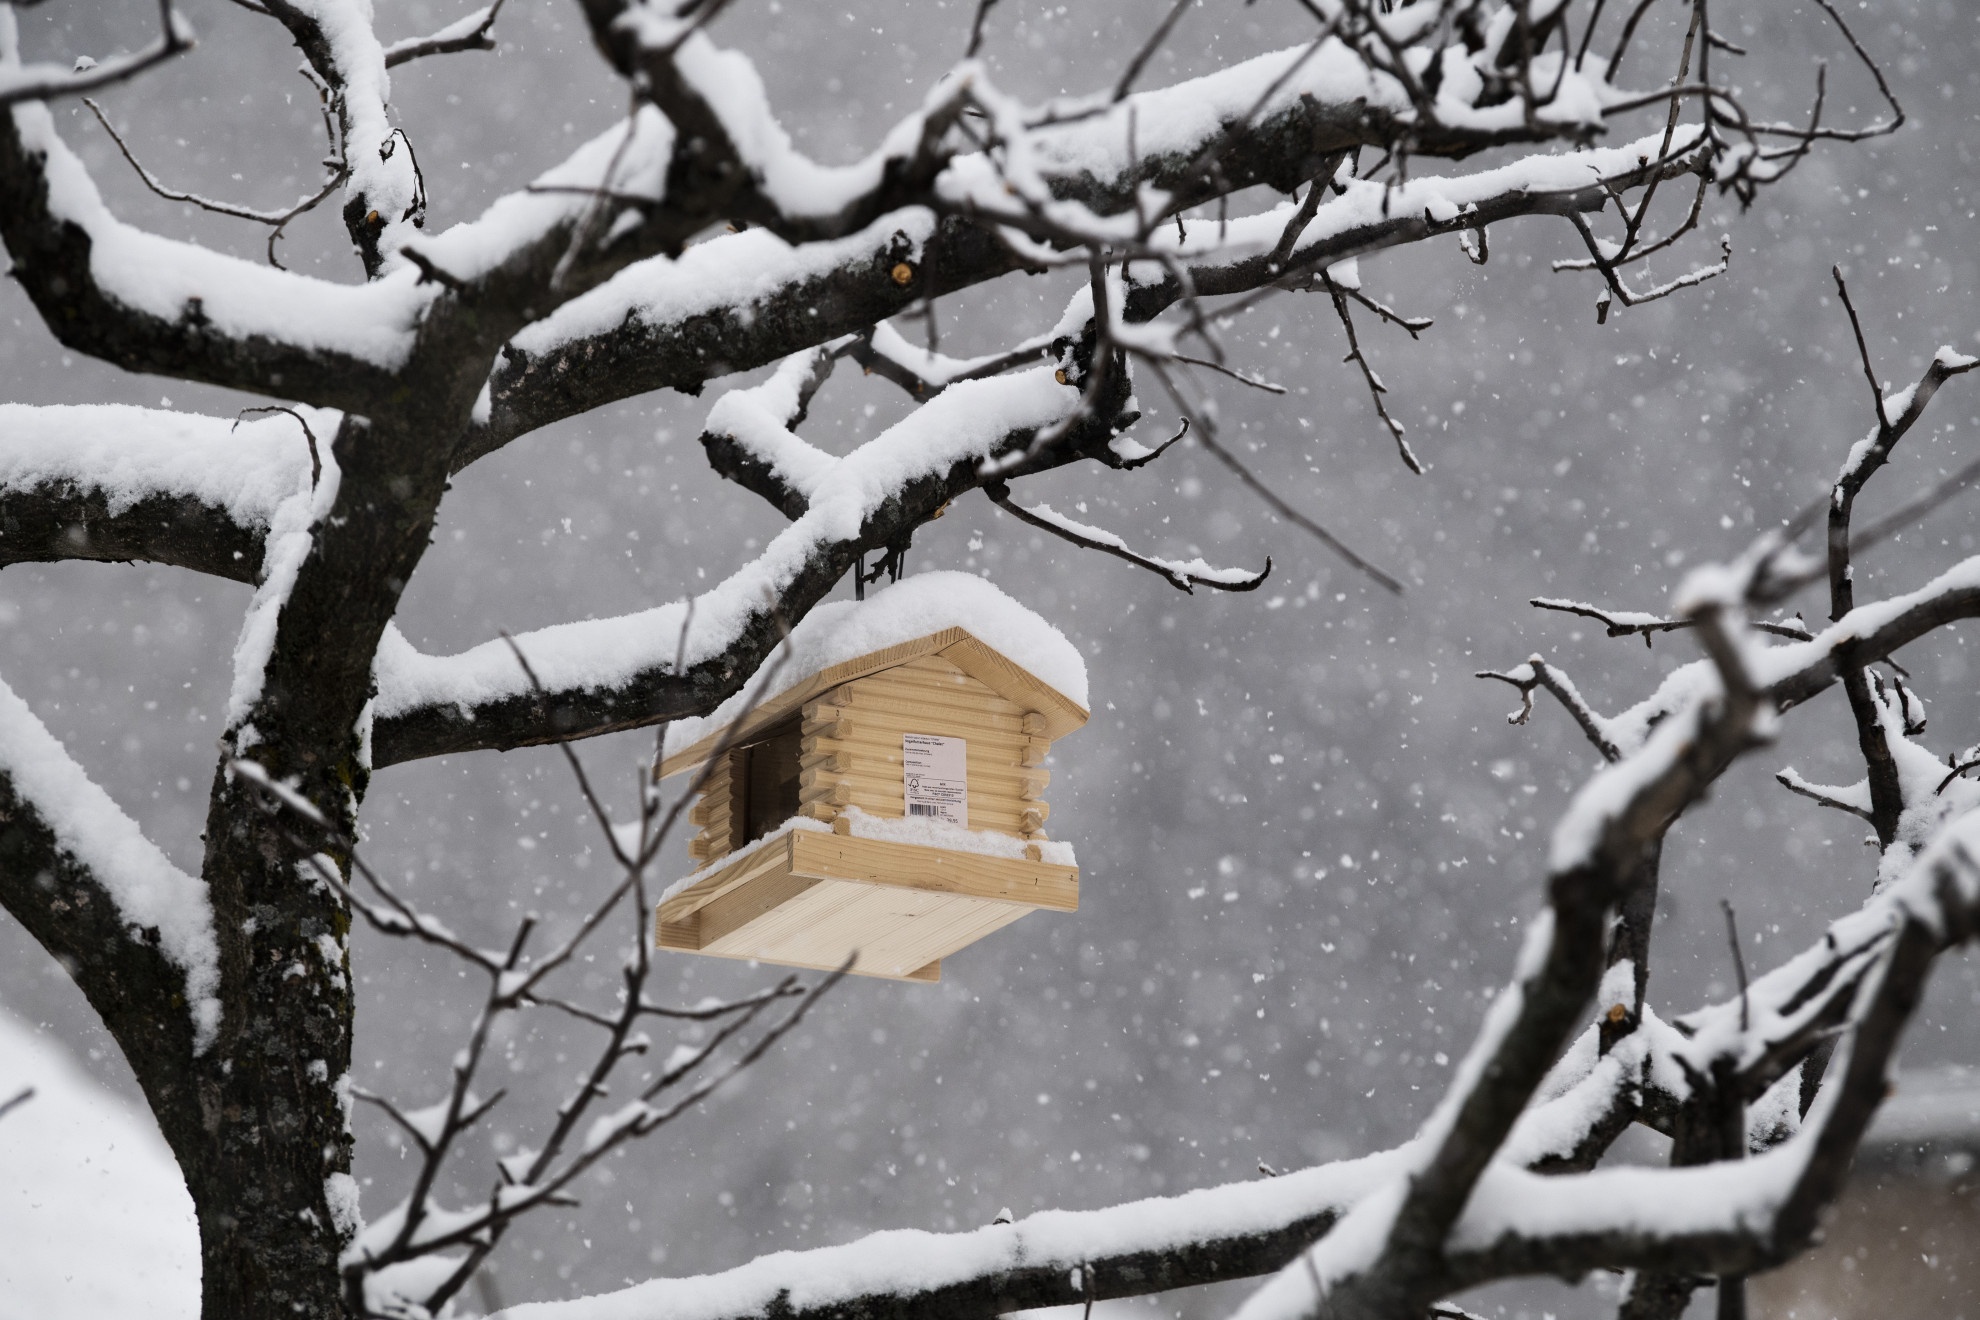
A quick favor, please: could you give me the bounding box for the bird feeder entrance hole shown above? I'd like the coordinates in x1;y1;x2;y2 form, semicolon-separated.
653;627;1087;982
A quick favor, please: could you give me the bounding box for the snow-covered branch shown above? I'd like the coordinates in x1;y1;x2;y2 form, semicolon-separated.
0;100;433;407
1475;656;1622;762
1773;767;1874;822
381;0;505;68
463;124;1714;470
0;670;221;1057
1531;595;1811;646
1439;814;1980;1292
0;1;193;108
373;342;1133;766
0;404;323;580
984;480;1270;595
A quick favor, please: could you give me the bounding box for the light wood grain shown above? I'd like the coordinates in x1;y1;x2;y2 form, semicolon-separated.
660;628;1087;778
653;830;1077;981
788;831;1078;910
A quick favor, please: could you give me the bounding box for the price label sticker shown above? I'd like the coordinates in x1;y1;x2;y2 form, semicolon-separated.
902;734;968;827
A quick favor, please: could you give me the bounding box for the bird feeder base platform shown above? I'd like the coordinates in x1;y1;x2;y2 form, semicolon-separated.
655;828;1079;982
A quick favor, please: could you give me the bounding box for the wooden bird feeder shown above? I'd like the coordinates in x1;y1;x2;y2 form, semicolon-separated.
653;623;1088;982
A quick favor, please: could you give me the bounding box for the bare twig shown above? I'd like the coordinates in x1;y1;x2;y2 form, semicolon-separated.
1171;353;1287;395
1112;0;1192;103
235;406;321;488
965;0;999;58
985;479;1269;594
1720;899;1749;1032
1149;364;1403;594
0;0;191;107
1831;267;1885;426
1531;596;1811;646
83;97;346;267
1324;277;1423;473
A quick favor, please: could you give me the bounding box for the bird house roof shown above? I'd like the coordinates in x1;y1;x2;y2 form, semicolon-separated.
659;573;1088;778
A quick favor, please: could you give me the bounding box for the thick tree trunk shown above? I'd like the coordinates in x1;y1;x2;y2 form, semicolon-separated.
177;780;358;1320
163;398;469;1318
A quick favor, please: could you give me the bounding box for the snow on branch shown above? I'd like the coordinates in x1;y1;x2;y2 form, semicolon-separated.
985;480;1269;594
382;0;505;67
0;671;220;1052
0;403;324;580
253;0;418;275
845;319;1056;400
490;1151;1404;1320
1244;355;1980;1314
1774;768;1873;822
1759;555;1980;708
372;365;1112;764
1440;813;1980;1287
0;100;436;405
695;349;843;518
0;1;193;108
459;56;1724;466
1225;502;1980;1317
1531;596;1812;647
1486;557;1980;777
1474;656;1621;762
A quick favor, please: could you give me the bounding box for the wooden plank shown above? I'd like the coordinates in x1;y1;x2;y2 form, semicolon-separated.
830;792;1035;837
660;627;1086;779
696;867;823;949
824;686;1034;748
872;651;1086;742
655;833;797;927
804;733;1032;772
654;830;1072;981
663;937;944;983
799;749;853;774
660;628;974;777
790;830;1078;911
837;665;1032;729
801;756;1041;801
703;881;959;978
940;637;1088;739
809;726;1031;765
715;881;936;961
656;912;700;951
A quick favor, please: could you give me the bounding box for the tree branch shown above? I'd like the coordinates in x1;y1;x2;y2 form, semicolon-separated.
1475;656;1621;762
0;676;217;1172
383;0;506;67
456;84;1708;470
374;363;1136;765
0;0;193;108
984;479;1270;594
1531;596;1811;646
0;105;414;410
1773;768;1874;822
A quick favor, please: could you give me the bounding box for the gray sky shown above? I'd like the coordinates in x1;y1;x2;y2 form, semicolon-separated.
3;2;1978;1316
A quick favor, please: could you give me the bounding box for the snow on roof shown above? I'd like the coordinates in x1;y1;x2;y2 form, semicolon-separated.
661;572;1087;766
